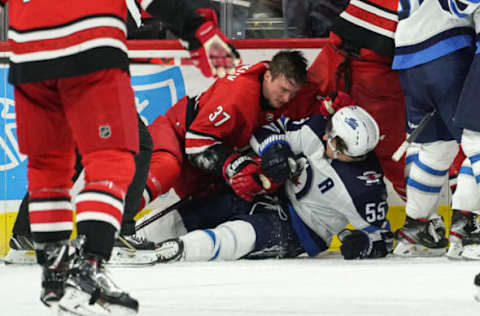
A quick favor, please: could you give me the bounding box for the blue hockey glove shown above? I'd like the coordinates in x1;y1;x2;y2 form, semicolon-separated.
260;142;296;183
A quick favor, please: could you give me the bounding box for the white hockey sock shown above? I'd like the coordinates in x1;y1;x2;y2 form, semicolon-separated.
181;220;256;261
452;157;480;211
462;129;480;195
405;140;458;219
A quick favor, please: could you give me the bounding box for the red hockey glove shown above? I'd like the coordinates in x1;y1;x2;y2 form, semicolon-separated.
196;8;218;27
317;91;356;117
189;21;241;78
223;154;277;201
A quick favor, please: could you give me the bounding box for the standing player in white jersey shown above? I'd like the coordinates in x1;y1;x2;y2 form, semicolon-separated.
152;107;393;262
392;0;476;257
0;0;239;315
436;0;480;299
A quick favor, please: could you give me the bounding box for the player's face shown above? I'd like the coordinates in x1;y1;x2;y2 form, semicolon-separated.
263;71;302;109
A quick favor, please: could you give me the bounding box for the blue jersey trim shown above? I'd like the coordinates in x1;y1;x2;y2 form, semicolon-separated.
393;34;473;69
288;205;327;257
259;139;290;155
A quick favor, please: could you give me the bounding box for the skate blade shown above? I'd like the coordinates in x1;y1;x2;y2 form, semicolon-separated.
4;249;36;264
461;245;480;260
108;248;157;267
59;288;137;316
58;287;95;316
393;241;446;257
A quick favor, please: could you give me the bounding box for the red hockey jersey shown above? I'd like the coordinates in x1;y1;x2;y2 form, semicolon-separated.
333;0;399;57
2;0;203;84
185;62;321;156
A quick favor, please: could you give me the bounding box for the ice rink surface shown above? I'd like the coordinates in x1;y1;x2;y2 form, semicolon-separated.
1;252;480;316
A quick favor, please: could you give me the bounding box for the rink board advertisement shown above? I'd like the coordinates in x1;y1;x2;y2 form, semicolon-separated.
0;39;435;257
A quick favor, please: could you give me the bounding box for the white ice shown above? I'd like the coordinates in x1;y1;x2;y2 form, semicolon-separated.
1;253;480;316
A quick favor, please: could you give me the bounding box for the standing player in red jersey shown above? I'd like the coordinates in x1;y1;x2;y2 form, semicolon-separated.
307;0;407;200
140;50;355;210
0;0;239;314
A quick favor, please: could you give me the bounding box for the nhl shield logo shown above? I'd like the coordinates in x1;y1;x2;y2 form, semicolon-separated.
99;125;112;139
266;113;274;122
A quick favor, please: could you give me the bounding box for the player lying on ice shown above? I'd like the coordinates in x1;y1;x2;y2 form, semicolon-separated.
138;106;394;261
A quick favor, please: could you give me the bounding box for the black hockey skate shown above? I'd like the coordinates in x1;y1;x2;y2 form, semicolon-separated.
4;234;36;264
59;253;139;316
447;210;479;259
109;234;158;267
155;238;184;263
115;234;156;250
35;241;72;307
393;216;448;257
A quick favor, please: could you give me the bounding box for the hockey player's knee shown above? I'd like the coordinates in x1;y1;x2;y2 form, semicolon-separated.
82;149;136;192
212;221;256;260
27;150;76;190
461;129;480;158
180;221;255;262
415;140;458;170
405;143;421;179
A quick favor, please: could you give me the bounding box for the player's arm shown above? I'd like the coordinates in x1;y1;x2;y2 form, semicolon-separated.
251;115;327;183
185;103;271;201
137;0;240;78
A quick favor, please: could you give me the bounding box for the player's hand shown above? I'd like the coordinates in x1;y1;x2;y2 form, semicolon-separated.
189;21;241;78
223;154;277;201
338;229;372;259
317;91;356;117
260;142;297;183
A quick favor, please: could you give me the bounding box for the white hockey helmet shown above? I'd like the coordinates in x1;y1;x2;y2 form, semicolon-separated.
329;106;380;157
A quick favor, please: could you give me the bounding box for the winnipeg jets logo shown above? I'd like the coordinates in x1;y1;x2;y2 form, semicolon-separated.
345;117;359;130
357;171;382;185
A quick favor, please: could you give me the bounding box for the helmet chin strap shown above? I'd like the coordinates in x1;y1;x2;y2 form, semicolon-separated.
327;136;340;160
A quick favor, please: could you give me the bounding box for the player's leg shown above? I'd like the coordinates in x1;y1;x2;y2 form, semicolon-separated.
349;58;407;200
156;195;305;262
451;51;480;260
4;193;35;264
14;80;77;307
58;68;139;314
139;114;183;210
114;114;156;252
6;150;84;265
394;48;473;256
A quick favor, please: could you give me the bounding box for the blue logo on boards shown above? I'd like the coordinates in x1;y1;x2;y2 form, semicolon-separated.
131;67;185;124
0;67;26;200
0;66;186;201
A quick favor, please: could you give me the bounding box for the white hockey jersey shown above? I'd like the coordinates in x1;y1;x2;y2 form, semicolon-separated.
251;115;390;256
392;0;475;70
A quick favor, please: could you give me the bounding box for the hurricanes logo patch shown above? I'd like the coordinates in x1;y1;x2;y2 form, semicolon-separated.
99;125;112;139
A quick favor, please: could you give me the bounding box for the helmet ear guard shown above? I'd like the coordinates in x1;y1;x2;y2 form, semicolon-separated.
329;106;380;157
